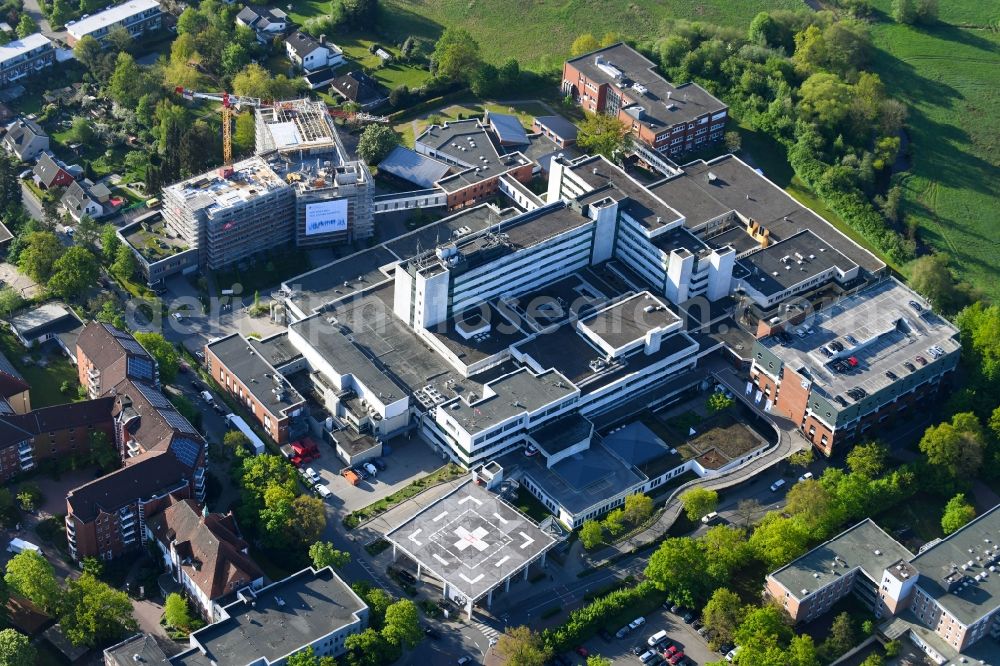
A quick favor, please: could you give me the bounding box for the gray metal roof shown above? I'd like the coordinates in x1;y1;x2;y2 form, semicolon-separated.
378;145;451;189
488;112;529;145
533;115;579;141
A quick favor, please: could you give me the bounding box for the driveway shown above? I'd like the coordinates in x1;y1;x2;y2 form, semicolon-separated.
575;606;720;666
0;262;41;299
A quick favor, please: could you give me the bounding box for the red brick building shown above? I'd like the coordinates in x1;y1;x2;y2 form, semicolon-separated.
66;322;206;562
205;333;307;445
0;399;115;483
562;43;728;158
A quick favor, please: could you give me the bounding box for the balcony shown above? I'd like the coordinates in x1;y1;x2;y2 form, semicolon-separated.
88;367;100;379
65;519;75;536
126;440;141;456
17;440;32;454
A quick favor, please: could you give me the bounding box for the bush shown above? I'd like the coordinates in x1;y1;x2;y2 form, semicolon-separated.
542;581;662;652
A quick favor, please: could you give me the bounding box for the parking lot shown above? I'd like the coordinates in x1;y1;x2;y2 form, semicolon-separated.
575;606;719;666
305;434;449;518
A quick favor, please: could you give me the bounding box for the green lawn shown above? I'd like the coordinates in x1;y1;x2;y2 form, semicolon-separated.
378;0;803;68
0;329;82;408
867;4;1000;300
394;99;553;147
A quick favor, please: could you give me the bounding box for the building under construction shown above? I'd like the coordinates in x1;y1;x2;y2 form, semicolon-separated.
160;99;373;271
256;99;374;248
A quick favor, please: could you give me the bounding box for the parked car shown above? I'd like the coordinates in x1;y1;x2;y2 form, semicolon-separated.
373;458;387;471
632;645;645;655
424;626;441;640
682;610;695;624
524;444;539;457
457;658;472;665
305;468;321;484
769;479;786;492
363;462;378;477
315;483;331;499
615;625;632;639
394;568;417;584
798;472;813;482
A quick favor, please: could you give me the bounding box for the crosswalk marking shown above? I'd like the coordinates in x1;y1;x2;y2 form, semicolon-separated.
471;620;500;641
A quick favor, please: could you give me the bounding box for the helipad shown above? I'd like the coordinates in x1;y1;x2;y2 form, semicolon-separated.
385;480;555;611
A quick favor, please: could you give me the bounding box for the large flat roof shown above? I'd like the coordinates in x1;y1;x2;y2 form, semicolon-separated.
0;33;50;64
164;157;288;216
757;279;960;402
386;481;556;601
207;333;305;418
739;230;857;297
910;504;1000;626
649;155;886;273
67;0;160;38
566;155;684;233
183;567;366;665
578;292;680;352
567;43;726;129
441;367;577;434
769;519;913;600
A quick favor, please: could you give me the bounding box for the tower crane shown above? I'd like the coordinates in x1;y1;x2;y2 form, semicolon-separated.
174;87;263;166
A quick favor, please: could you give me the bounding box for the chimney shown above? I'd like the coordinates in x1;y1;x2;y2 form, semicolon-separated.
319;34;326;45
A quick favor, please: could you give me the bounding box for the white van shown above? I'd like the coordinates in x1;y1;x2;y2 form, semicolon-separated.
769;479;786;492
200;390;214;405
701;511;720;525
726;646;742;662
647;629;668;647
7;538;42;555
363;462;378;477
315;484;332;499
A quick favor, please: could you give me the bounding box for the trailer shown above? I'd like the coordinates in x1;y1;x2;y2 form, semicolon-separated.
7;538;42;555
225;414;266;455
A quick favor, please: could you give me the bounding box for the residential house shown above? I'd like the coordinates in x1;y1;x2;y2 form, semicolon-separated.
61;179;111;221
329;71;389;110
32;151;74;189
9;303;83;356
0;33;55;87
235;5;287;42
2;118;48;161
146;499;265;621
0;398;115;482
65;0;163;47
285;31;343;71
76;321;159;399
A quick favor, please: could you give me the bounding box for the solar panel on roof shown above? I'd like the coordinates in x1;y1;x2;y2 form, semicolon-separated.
120;339;148;356
170;437;202;468
162;409;198;435
135;382;172;409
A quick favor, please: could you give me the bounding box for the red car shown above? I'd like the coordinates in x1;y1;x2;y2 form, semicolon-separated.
669;652;685;665
575;647;589;657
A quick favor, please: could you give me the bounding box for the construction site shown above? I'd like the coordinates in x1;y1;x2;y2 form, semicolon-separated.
156;97;375;272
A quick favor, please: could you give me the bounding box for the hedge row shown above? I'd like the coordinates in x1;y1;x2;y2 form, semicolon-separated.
542;580;662;653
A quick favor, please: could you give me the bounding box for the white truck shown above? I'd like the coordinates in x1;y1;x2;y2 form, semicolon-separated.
7;538;42;555
225;414;266;455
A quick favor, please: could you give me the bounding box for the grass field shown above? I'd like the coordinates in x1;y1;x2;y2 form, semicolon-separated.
393;100;554;146
378;0;803;67
867;3;1000;300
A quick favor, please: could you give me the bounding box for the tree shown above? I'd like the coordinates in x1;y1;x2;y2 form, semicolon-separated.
101;224;122;262
910;254;962;313
341;0;377;26
356;585;394;630
496;625;551;666
108;52;142;108
48;0;72;27
845;442;886;478
784;479;836;536
290;495;326;545
381;599;422;649
0;629;35;666
702;525;749;580
223;430;251;457
344;628;390;666
748;514;811;569
787;634;821;666
74;35;104;72
309;541;351;570
707;392;734;412
724;131;742;153
134;333;179;384
432;28;481;81
231;63;277;99
679;487;718;521
164;593;194;630
112;243;138;279
48;246;99;300
623;493;654;525
941;493;976;535
105;25;133;53
798;72;853;131
919;412;985;481
356;124;401;165
602;507;627;536
96;299;126;331
81;557;103;578
17;231;63;282
748;12;782;47
68;117;95;145
4;550;59;613
0;286;23;318
734;604;792;648
821;612;855;661
75;215;101;251
15;14;37;39
570;33;600;56
788;448;813;471
469;63;499;97
233;112;256;158
702;588;744;645
735;498;762;528
645;537;711;606
587;656;613;666
579;520;604;549
259;484;296;545
61;573;137;647
577;112;631;160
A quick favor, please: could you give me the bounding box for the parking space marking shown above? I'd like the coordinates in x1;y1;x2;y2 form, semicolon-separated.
408;529;423;546
433;553;450;566
492;513;509;524
432;510;449;522
494;556;510;568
